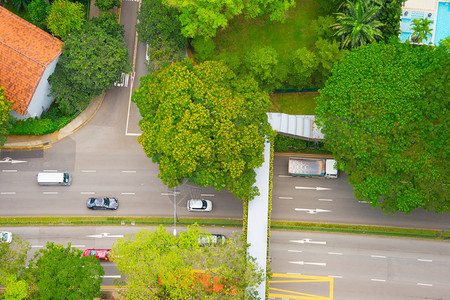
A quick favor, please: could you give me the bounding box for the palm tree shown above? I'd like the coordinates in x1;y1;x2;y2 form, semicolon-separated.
410;18;434;44
333;0;384;49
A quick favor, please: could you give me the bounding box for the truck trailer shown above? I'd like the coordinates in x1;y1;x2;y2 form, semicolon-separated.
288;157;338;178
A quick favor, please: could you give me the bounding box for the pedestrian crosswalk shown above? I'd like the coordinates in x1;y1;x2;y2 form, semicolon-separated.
114;73;129;87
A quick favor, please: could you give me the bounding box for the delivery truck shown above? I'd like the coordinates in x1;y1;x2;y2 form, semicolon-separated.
288;157;338;178
37;172;71;186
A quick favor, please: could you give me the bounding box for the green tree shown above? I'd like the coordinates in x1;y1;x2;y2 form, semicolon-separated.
289;47;318;89
167;0;295;38
0;234;30;278
95;0;120;11
132;60;273;202
310;15;337;41
46;0;85;39
315;41;449;214
49;19;131;114
0;274;29;300
439;36;450;51
313;38;345;87
333;0;383;49
410;18;433;44
27;0;50;29
244;46;286;91
374;0;404;42
113;225;264;299
26;242;104;300
146;40;186;72
0;87;13;147
86;12;124;39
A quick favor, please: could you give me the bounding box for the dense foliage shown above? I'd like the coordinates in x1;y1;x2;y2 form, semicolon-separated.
46;0;85;39
114;225;264;299
166;0;296;38
27;0;50;29
133;60;273;202
26;242;104;300
0;87;12;146
49;14;131;114
316;41;449;214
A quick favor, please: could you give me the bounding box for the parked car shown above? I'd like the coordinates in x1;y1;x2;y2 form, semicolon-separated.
187;199;212;212
0;231;12;244
86;197;119;210
198;234;226;246
83;249;113;261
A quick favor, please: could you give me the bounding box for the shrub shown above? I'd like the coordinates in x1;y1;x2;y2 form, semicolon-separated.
191;37;215;62
9;118;58;135
95;0;121;11
27;0;50;29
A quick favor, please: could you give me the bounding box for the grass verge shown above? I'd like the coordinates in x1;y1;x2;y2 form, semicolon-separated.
269;92;318;115
0;217;448;240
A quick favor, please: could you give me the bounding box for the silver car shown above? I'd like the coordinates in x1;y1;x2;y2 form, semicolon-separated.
187;199;212;212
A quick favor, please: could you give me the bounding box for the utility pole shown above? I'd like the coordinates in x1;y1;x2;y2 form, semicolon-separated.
173;186;177;236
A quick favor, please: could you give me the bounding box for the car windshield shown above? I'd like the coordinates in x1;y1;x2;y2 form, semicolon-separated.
1;232;7;241
89;250;96;256
201;200;207;209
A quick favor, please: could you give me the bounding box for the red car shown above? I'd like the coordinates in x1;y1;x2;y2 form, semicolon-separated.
83;249;113;261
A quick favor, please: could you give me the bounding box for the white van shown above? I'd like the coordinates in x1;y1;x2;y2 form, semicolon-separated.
37;172;71;186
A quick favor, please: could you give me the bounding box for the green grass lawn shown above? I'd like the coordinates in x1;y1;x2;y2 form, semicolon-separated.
212;0;322;65
269;92;318;115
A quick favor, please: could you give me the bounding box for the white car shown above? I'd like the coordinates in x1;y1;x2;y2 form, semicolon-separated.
0;231;12;244
187;199;212;212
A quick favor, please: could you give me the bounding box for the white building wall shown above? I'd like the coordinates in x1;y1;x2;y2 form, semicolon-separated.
12;56;60;120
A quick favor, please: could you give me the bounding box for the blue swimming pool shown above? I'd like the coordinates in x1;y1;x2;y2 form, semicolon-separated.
435;2;450;45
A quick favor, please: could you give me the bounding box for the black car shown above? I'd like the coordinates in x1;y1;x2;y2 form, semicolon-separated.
86;197;119;210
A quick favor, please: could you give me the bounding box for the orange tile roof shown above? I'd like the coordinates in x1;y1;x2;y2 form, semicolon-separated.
0;6;64;116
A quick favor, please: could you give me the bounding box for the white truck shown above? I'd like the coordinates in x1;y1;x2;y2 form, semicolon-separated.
288;157;338;178
37;172;71;186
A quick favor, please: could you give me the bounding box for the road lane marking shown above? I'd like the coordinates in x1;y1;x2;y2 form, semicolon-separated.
86;233;124;238
122;170;136;173
318;198;333;201
295;208;331;214
121;192;135;195
82;170;97;173
371;279;386;282
288;250;302;253
295;186;331;191
289;261;326;266
1;192;16;194
161;192;180;196
287;273;302;275
417;259;432;262
43;192;58;195
31;245;44;248
417;283;433;286
43;170;58;172
2;169;17;172
328;275;343;278
290;239;326;245
278;175;292;178
200;194;215;197
71;245;86;248
103;275;122;279
328;252;343;255
81;192;96;195
371;255;386;258
278;196;293;199
359;200;369;203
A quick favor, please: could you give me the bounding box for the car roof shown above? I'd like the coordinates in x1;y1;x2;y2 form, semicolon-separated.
189;199;206;208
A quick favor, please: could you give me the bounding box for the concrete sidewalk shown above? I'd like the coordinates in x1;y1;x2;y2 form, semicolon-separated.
1;94;104;151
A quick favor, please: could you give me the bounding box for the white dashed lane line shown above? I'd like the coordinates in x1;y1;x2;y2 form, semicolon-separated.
417;259;432;262
370;255;386;259
121;192;135;195
328;252;343;255
82;170;97;173
1;192;16;194
43;192;58;195
2;169;17;172
122;170;136;173
371;279;386;282
417;283;433;287
81;192;96;195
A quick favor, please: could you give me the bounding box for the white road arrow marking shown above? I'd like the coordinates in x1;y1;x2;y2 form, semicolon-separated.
289;239;326;245
0;157;27;164
295;208;331;214
86;233;124;239
295;186;331;191
289;261;327;266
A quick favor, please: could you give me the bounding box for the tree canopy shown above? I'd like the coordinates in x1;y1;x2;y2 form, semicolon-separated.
132;60;273;201
165;0;296;38
113;225;264;299
0;87;12;147
49;14;131;114
46;0;85;39
26;242;104;300
315;41;449;214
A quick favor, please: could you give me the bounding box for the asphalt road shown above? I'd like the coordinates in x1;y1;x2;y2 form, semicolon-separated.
3;226;449;300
